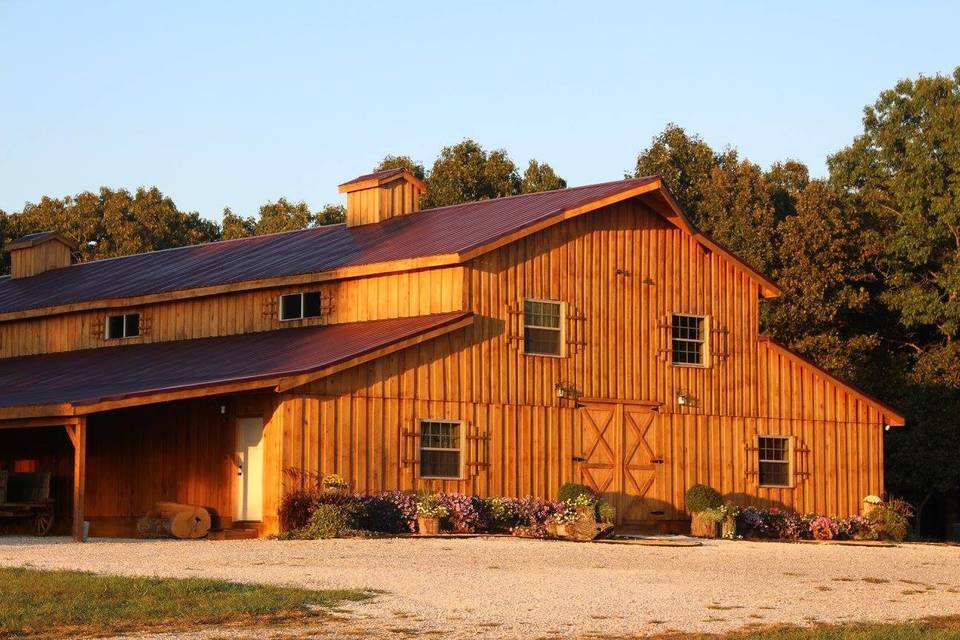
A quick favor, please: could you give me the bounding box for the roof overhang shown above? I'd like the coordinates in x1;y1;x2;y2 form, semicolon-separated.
0;312;473;422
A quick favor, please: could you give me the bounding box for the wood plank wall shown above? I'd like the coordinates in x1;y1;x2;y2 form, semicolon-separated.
0;267;464;358
263;199;889;530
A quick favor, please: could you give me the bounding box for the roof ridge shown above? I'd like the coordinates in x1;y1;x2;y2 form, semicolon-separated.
415;176;657;216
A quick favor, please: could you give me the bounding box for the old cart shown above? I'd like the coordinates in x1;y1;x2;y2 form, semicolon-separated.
0;471;55;536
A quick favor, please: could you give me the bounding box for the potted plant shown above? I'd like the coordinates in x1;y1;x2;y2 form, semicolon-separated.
862;494;883;518
415;492;449;535
685;484;723;538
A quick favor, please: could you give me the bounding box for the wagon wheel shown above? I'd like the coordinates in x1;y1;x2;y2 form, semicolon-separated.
33;507;54;536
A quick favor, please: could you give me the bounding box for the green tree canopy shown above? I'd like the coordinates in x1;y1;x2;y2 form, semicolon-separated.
521;159;567;193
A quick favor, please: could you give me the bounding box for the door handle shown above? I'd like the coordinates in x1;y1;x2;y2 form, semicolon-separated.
651;458;664;464
572;456;586;463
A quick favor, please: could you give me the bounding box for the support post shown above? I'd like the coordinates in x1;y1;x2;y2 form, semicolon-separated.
69;416;87;542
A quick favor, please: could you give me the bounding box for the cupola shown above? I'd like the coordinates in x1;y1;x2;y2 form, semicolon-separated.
7;231;77;279
338;168;427;227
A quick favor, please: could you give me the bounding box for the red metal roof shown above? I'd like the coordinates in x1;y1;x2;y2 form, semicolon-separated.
338;167;407;187
0;177;658;314
0;312;470;410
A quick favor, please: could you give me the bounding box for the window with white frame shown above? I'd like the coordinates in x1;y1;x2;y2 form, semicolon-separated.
523;299;563;356
671;314;707;366
758;435;791;487
105;313;140;339
279;291;322;321
419;419;462;479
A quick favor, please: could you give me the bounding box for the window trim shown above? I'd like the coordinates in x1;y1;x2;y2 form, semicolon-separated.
670;313;710;368
756;434;793;488
104;312;141;340
418;418;464;480
521;298;566;358
278;291;323;322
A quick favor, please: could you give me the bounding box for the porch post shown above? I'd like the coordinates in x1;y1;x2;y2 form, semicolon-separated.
70;416;87;542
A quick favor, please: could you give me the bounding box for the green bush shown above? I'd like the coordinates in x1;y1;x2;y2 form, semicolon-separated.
299;504;355;539
684;484;722;513
558;483;595;503
597;501;616;524
867;505;909;542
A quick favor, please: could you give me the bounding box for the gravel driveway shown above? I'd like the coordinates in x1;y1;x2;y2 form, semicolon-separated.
2;535;959;638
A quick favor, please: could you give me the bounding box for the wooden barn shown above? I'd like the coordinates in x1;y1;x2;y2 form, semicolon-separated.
0;169;904;539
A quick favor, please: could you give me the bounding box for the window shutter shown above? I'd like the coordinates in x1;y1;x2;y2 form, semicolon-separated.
709;319;730;361
465;422;490;476
401;421;419;469
138;312;152;336
565;305;587;355
744;437;760;478
505;301;524;349
656;315;673;362
793;439;811;481
263;297;279;320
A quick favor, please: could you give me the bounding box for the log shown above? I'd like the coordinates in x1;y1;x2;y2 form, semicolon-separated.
137;502;211;539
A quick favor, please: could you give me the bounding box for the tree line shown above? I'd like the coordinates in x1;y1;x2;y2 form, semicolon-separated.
1;68;958;536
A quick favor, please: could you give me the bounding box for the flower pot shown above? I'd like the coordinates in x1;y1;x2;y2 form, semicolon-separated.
545;521;558;537
417;517;441;535
556;523;568;537
721;517;736;539
690;513;720;538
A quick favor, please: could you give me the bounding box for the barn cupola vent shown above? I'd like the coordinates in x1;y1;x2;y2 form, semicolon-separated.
7;231;78;279
338;168;427;227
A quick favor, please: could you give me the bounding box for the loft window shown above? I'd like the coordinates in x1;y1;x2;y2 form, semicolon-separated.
419;419;462;479
758;436;791;487
523;299;563;356
279;291;322;321
105;313;140;339
671;314;707;366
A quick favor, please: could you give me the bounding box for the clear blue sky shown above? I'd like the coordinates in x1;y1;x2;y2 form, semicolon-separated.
2;1;958;222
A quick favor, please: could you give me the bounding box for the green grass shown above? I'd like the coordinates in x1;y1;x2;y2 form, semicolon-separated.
0;566;370;639
631;617;960;640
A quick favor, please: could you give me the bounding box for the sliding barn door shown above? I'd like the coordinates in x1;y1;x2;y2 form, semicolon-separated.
578;402;666;525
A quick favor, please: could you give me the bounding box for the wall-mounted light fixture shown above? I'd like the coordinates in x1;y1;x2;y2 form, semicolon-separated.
676;391;691;407
555;382;581;402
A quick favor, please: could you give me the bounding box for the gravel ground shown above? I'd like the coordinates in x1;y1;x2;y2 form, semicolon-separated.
2;535;959;639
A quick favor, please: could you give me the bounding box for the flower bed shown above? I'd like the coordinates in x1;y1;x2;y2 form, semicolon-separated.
716;498;912;542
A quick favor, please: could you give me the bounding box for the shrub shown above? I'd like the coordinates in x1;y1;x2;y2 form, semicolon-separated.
867;505;909;542
279;489;319;532
415;492;450;519
557;483;595;503
357;495;407;533
480;497;524;531
597;501;616;524
684;484;722;513
296;504;355;539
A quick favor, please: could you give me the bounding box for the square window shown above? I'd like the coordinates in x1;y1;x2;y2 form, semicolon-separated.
419;420;461;479
106;313;140;339
523;299;563;356
671;314;706;366
757;436;791;487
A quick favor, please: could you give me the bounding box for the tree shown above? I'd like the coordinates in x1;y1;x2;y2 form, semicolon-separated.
424;139;521;208
1;187;220;272
374;155;427;181
634;125;778;273
521;159;566;193
827;67;960;531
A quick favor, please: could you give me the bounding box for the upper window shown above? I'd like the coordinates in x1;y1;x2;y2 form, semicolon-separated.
279;292;322;321
523;299;563;356
105;313;140;340
419;419;462;479
671;314;706;366
758;436;791;487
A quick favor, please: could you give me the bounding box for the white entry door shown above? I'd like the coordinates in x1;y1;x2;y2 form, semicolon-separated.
235;417;264;522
